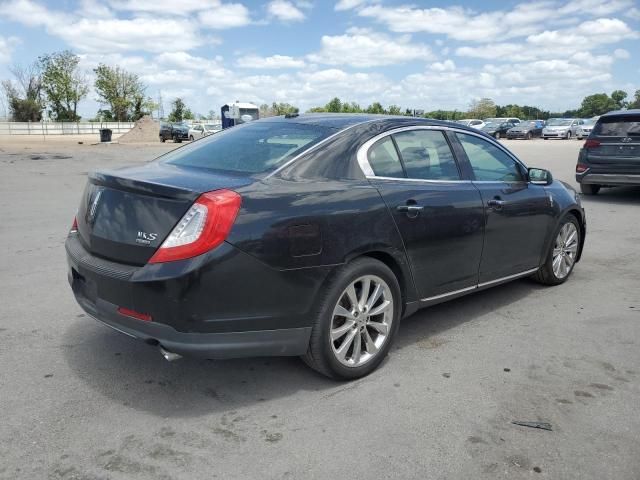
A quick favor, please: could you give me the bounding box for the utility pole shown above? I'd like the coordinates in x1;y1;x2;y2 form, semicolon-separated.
157;90;164;120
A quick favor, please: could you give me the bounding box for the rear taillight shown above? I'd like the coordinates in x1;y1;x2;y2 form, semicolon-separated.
584;139;600;149
576;164;589;173
70;216;78;233
148;189;241;264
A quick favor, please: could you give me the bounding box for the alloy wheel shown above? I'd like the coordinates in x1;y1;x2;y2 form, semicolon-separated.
552;222;579;279
330;275;394;367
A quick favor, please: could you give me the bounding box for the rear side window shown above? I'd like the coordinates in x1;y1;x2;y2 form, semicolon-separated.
367;137;404;177
456;133;525;182
593;115;640;137
393;130;460;180
162;122;334;175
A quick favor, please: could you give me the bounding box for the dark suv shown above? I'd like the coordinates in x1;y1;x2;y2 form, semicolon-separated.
576;110;640;194
159;123;190;143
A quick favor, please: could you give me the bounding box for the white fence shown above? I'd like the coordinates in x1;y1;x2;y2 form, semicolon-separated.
0;121;135;136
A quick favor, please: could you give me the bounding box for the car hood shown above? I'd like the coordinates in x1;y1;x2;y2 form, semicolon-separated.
545;125;569;130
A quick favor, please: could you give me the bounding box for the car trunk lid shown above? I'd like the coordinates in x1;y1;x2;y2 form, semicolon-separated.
76;162;253;265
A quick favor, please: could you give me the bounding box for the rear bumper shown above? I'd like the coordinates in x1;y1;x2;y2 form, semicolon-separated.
576;172;640;186
74;293;310;359
66;234;329;358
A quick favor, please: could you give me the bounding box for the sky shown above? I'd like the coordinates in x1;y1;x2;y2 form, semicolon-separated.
0;0;638;119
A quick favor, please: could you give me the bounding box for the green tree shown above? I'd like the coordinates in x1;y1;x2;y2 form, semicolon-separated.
366;102;385;114
183;107;194;120
270;102;298;115
387;104;402;115
94;64;146;121
611;90;628;109
39;50;88;121
168;98;186;122
629;90;640;109
468;97;497;119
1;63;43;121
341;102;362;113
578;93;617;117
131;95;157;121
326;97;342;113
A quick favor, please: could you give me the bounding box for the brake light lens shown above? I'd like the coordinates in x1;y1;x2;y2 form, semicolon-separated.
576;164;589;173
584;139;600;149
117;307;152;322
148;189;241;264
70;216;78;233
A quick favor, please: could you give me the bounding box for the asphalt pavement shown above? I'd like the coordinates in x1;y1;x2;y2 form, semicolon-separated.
1;136;639;479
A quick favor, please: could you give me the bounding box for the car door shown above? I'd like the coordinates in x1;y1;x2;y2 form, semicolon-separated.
362;128;485;299
452;131;554;283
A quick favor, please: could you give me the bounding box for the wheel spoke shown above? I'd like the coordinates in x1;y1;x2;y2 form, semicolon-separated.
565;243;578;254
368;300;391;317
363;329;378;354
565;229;577;246
334;305;355;320
331;320;355;341
366;284;383;310
368;320;388;336
345;284;358;310
351;332;362;364
335;329;357;360
358;278;371;308
552;254;563;276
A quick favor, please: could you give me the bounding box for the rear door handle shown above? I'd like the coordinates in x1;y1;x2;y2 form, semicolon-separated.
396;205;425;213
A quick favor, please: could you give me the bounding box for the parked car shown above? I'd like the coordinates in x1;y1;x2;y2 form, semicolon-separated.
66;115;586;379
189;124;219;141
542;118;583;140
159;122;190;143
576;118;597;139
481;120;517;139
575;109;640;195
456;119;485;129
506;120;545;140
484;117;521;125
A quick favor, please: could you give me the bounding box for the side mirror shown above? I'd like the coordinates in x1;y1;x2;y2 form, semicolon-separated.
529;168;553;185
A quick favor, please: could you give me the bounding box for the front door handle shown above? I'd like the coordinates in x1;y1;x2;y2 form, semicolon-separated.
397;205;425;213
487;199;506;210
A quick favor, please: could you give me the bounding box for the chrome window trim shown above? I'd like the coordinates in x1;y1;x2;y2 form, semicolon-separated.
420;267;539;302
356;125;529;182
264;118;382;179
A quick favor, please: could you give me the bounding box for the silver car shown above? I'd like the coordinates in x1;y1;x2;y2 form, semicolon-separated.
188;124;220;141
576;118;597;139
542;118;583;140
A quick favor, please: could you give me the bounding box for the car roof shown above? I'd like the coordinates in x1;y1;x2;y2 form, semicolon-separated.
258;113;467;131
600;109;640;117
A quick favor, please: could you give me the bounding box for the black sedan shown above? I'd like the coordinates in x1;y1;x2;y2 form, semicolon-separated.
481;121;517;139
507;120;545;140
67;115;586;379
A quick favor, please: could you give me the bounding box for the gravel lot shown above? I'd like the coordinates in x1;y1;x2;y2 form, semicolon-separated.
1;136;639;480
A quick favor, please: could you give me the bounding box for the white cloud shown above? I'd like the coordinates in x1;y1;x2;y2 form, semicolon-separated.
267;0;305;22
0;36;20;64
614;48;630;59
0;0;203;52
308;28;433;67
198;3;252;29
236;54;305;69
627;7;640;20
334;0;369;10
558;0;635;16
430;60;456;72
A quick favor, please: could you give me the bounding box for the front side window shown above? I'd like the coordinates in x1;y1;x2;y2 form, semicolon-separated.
367;137;404;178
162;122;334;175
456;133;525;182
393;130;460;180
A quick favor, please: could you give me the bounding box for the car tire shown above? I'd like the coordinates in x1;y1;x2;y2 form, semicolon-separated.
189;135;194;141
160;136;165;143
533;214;581;286
526;132;532;140
303;257;402;380
565;131;572;140
495;132;501;140
580;183;600;195
543;137;548;140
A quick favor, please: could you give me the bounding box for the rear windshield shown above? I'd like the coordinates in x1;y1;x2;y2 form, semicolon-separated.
593;115;640;137
161;122;335;175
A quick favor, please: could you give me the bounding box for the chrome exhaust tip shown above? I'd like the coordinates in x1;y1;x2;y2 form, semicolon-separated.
159;346;182;362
